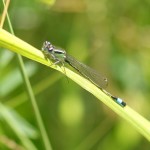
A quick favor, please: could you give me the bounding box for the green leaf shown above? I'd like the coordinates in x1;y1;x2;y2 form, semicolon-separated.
0;102;38;150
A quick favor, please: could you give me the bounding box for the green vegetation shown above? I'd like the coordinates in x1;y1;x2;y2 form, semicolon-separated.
0;0;150;149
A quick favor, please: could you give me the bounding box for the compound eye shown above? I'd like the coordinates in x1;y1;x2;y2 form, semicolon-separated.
42;41;54;51
48;47;54;52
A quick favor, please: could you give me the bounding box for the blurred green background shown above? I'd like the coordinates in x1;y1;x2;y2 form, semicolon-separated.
0;0;150;149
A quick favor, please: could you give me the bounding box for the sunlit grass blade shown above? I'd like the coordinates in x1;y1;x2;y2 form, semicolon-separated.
0;28;150;141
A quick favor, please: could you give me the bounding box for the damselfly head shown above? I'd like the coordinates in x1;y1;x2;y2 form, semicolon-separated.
42;41;54;53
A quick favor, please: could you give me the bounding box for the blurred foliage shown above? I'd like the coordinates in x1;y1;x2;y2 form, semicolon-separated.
0;0;150;149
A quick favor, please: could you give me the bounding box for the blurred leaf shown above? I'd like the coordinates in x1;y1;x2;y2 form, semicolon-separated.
0;103;38;150
0;61;38;96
